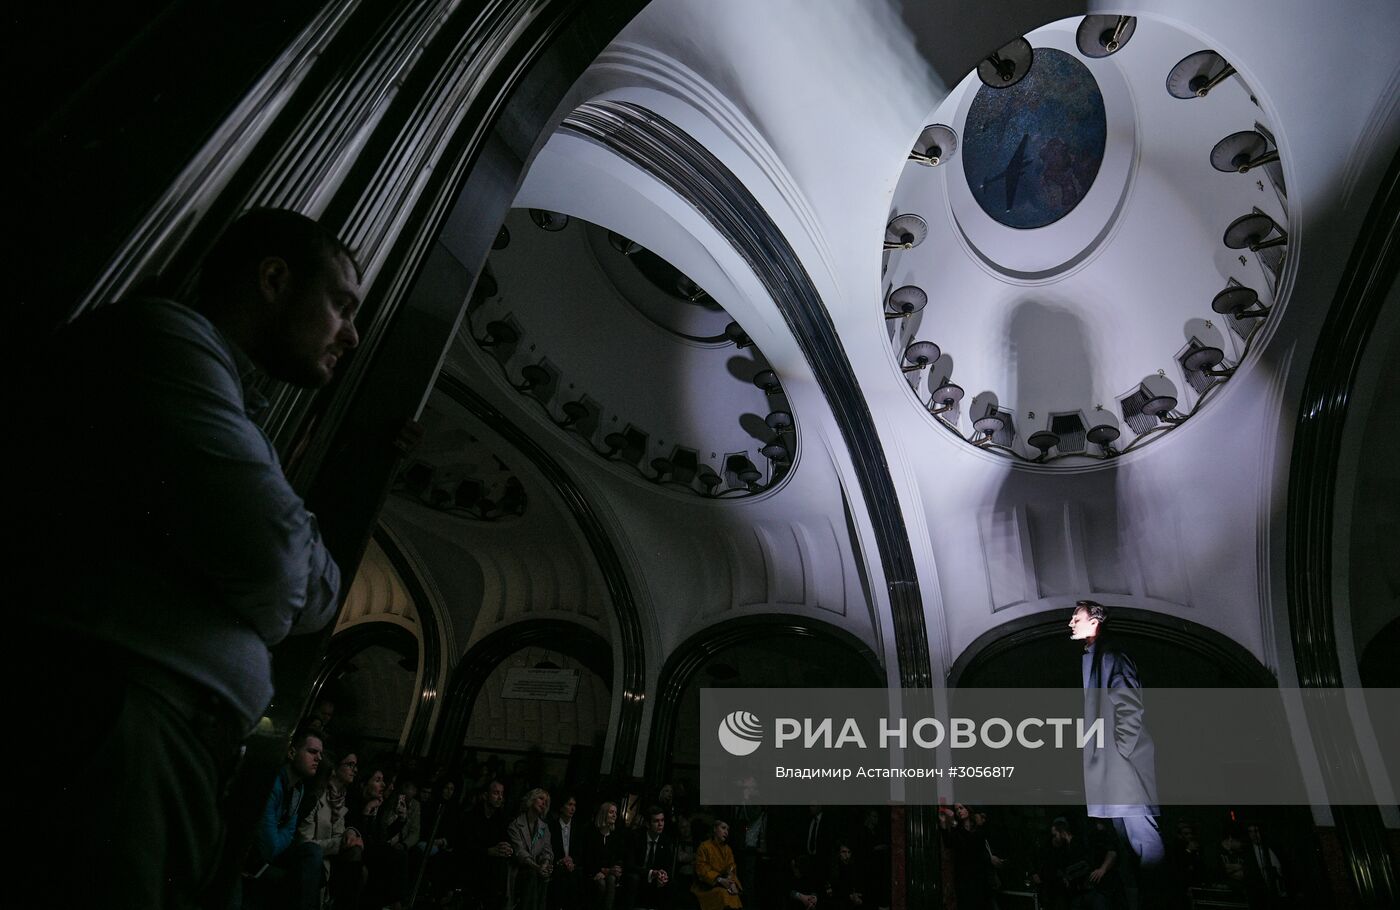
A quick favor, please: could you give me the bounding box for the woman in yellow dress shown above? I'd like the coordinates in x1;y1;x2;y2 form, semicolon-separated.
692;819;743;909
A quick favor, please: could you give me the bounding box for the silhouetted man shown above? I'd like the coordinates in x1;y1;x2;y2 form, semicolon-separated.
1070;600;1167;909
16;208;360;908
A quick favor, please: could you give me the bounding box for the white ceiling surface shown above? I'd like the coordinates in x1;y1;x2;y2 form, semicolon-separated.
425;0;1400;688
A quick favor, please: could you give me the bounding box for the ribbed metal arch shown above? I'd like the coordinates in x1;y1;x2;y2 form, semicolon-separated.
559;99;937;906
435;373;645;781
1285;148;1399;907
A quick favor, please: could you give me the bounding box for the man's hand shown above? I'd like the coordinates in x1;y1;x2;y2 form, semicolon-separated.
800;895;818;909
612;864;623;878
489;841;514;858
650;869;668;886
343;830;363;849
1089;867;1107;884
561;856;575;872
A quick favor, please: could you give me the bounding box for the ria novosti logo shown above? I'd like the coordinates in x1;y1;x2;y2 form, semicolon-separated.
717;710;764;756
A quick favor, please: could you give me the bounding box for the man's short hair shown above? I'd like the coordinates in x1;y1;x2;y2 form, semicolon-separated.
1075;599;1109;623
1050;817;1071;834
647;805;665;820
197;208;361;305
289;725;322;751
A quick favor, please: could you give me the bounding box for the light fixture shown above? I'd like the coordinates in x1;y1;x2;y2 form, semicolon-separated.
608;231;642;255
1211;284;1270;319
909;124;958;166
1182;345;1235;377
884;214;928;250
1076;15;1136;58
760;441;789;462
753;370;782;395
1141;392;1183;425
927;382;964;416
724;321;753;348
603;433;628;456
901;340;941;373
978;37;1033;88
885;285;928;320
1167;50;1236;99
529;208;569;231
650;458;673;481
1087;421;1121;453
516;364;550;391
1224;211;1287;252
481;321;518;347
493;225;511;250
765;410;793;432
1210;130;1280;174
1028;430;1059;461
559;399;589;427
973;404;1005;441
675;275;707;301
698;470;722;494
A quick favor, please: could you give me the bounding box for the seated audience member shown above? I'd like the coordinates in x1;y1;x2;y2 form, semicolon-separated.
507;789;554;910
628;806;677;910
1219;828;1248;893
1044;816;1123;910
1243;822;1286;909
694;819;744;910
674;816;698;895
354;767;411;909
550;794;584;910
246;729;328;910
785;856;818;910
297;750;363;902
16;207;358;908
458;779;514;910
582;801;625;910
855;808;890;909
414;777;463;903
378;775;423;853
828;842;865;910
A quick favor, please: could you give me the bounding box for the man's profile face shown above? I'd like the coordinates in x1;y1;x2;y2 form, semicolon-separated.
261;250;360;388
1051;828;1069;847
562;797;577;819
289;735;323;779
1068;608;1099;640
488;782;505;809
649;813;665;835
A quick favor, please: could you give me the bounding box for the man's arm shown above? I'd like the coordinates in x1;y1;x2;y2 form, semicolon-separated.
253;775;297;862
135;306;341;643
1106;650;1146;756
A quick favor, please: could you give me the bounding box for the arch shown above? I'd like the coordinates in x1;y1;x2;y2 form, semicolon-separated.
372;527;447;754
948;605;1277;688
646;615;884;785
558;101;939;898
429;618;614;772
313;620;419;749
435;374;645;780
308;528;446;754
1285;147;1399;904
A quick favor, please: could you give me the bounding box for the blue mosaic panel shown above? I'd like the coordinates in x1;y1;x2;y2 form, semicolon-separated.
963;48;1107;229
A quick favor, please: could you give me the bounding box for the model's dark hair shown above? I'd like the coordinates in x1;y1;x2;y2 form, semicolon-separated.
1075;599;1109;623
196;208;360;306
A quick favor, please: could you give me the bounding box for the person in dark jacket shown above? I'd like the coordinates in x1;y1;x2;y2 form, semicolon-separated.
627;807;677;910
549;794;583;910
1071;601;1166;908
581;802;625;910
